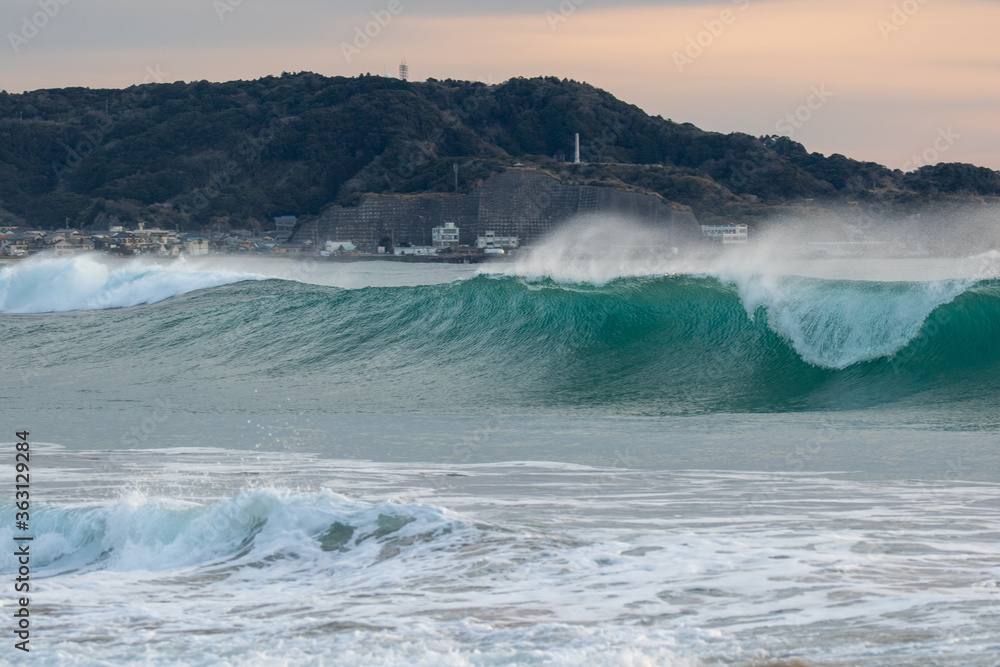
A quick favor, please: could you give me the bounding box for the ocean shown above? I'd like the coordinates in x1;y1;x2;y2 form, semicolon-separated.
1;231;999;666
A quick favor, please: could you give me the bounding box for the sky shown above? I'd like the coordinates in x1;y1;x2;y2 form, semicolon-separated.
2;0;998;171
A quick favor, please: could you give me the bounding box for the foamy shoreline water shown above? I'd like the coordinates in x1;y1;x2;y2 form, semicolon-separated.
3;448;998;666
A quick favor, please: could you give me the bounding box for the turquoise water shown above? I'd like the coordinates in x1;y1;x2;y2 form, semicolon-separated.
1;252;998;665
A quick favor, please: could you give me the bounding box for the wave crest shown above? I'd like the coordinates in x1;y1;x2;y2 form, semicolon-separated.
0;489;469;573
0;254;259;313
732;274;974;369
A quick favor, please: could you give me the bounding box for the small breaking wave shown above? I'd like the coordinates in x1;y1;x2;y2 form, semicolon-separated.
0;489;473;574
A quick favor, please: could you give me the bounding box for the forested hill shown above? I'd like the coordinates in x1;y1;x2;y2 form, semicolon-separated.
1;72;998;230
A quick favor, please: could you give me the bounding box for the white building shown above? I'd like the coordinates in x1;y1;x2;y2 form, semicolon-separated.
393;246;438;256
431;222;460;247
184;238;211;255
700;224;748;245
476;230;519;249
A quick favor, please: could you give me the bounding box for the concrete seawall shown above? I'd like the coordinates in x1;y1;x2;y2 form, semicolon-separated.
296;169;701;252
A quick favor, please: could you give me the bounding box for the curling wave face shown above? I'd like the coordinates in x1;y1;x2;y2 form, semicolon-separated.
2;253;999;416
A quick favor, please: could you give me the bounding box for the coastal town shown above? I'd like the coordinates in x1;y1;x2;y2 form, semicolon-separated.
2;203;755;263
0;216;529;262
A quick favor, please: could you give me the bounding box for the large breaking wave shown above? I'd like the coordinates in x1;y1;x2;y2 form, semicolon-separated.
3;253;999;414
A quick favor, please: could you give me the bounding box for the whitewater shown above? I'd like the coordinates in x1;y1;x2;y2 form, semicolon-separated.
1;232;999;665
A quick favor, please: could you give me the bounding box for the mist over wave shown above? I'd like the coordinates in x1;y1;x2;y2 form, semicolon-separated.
484;216;680;283
488;215;1000;284
483;216;999;370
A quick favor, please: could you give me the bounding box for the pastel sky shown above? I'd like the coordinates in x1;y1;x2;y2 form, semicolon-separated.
3;0;998;170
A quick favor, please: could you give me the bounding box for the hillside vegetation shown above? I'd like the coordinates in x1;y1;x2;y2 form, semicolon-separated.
1;73;998;229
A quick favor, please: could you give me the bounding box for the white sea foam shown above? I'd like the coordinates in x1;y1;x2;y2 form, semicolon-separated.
5;450;999;666
726;272;972;368
0;254;260;313
2;487;467;575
